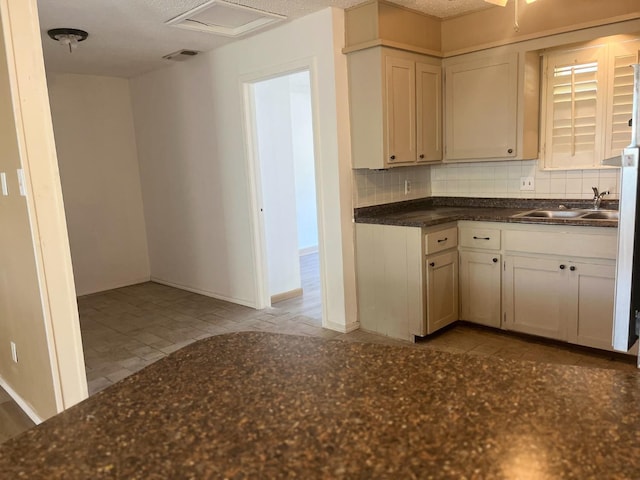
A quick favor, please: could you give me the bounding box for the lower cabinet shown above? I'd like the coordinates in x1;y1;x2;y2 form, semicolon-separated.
503;255;615;349
354;222;458;341
426;250;458;334
355;220;618;351
502;226;618;351
459;251;501;328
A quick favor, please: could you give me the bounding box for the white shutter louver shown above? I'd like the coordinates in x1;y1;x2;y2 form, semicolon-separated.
544;45;606;169
605;40;640;158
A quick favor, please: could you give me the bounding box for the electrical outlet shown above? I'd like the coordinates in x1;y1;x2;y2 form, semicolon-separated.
404;179;411;195
10;341;17;363
520;176;535;191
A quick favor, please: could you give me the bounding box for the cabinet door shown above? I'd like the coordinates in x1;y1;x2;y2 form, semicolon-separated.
426;250;458;334
569;261;615;351
385;56;416;164
503;255;567;340
416;62;442;163
445;53;518;160
459;251;501;328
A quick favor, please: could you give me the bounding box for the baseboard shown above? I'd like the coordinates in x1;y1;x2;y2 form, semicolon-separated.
76;276;152;297
271;288;303;304
299;246;318;256
325;319;360;333
0;377;44;425
150;277;258;309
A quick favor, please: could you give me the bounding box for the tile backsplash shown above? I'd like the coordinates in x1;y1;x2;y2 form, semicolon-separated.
353;159;620;207
353;166;431;207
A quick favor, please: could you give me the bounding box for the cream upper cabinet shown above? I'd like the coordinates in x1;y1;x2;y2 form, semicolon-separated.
444;51;539;162
385;56;416;164
348;47;442;169
416;63;443;162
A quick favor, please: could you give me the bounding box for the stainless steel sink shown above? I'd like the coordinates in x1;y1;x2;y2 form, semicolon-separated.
518;210;585;218
581;211;619;220
513;208;618;221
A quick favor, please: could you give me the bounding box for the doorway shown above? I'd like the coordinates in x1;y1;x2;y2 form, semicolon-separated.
246;68;323;322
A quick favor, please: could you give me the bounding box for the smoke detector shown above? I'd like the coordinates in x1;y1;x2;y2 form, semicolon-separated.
166;0;286;38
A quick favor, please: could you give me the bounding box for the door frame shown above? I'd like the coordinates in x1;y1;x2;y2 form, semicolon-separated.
240;58;327;326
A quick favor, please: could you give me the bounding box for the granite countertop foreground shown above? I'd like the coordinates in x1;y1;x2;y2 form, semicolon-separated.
354;196;620;228
2;332;640;478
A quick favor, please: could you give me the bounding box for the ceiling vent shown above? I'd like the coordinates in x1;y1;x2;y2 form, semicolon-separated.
162;49;201;61
166;0;286;38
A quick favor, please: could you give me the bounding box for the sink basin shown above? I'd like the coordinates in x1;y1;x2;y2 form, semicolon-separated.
517;210;585;219
513;208;618;221
581;211;619;220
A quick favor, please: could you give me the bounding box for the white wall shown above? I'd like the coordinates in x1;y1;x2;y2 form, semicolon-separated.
254;75;302;297
0;0;87;422
47;74;150;296
289;72;319;252
130;8;357;331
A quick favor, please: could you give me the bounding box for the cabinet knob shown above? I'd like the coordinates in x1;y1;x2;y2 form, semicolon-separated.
390;155;396;160
492;258;498;263
570;266;576;271
429;262;435;267
419;154;425;159
507;148;514;154
559;264;566;270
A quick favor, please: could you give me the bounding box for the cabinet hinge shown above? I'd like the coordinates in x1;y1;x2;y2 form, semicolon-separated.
503;312;506;324
503;261;506;271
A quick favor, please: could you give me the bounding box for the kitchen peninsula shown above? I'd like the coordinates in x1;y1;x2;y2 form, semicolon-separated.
1;332;639;478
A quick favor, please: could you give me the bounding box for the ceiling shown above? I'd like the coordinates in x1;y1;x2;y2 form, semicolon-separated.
36;0;494;78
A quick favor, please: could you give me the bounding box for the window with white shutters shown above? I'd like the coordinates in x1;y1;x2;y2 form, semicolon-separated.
605;39;640;158
541;35;640;170
542;44;606;170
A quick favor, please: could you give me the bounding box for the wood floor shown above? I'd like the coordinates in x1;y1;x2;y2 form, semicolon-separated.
1;251;637;444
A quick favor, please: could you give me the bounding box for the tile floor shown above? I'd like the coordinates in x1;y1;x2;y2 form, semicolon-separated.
1;252;637;444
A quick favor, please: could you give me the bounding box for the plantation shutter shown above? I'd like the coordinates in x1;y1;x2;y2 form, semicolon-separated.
543;45;607;169
605;39;640;158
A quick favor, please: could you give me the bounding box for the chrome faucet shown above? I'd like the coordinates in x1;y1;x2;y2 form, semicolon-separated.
592;186;610;210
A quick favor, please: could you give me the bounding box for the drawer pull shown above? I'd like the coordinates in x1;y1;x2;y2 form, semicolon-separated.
492;258;498;263
429;262;435;267
473;236;491;240
437;237;448;243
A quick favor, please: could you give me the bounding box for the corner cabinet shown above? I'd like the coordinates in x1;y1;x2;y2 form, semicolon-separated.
348;47;442;169
443;51;539;162
354;223;457;341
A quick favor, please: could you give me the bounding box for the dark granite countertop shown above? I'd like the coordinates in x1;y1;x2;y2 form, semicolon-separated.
2;332;639;478
355;197;619;228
